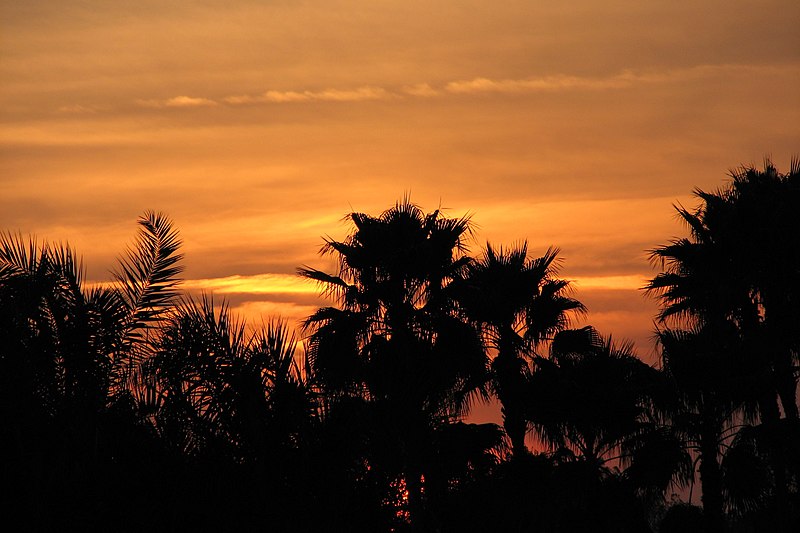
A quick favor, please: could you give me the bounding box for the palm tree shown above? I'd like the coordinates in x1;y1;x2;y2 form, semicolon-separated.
525;327;661;469
0;210;183;423
723;159;800;421
0;211;184;528
111;211;184;393
647;159;800;531
0;237;109;417
299;198;490;529
656;326;749;533
448;243;584;456
519;326;673;530
151;295;315;462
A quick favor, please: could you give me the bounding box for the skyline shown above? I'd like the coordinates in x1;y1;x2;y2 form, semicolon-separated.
2;0;799;363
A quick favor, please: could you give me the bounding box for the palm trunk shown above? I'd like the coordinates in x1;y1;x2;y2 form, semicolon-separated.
698;412;725;533
494;332;529;456
759;392;790;533
775;350;799;420
503;399;528;458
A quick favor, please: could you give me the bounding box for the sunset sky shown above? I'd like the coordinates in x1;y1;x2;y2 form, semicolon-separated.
2;0;798;375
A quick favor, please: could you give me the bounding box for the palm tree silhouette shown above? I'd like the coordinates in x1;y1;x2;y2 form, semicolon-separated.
0;209;183;426
448;243;584;457
647;159;800;531
0;211;184;528
299;198;489;529
514;326;666;530
656;326;748;533
526;327;659;468
151;295;315;462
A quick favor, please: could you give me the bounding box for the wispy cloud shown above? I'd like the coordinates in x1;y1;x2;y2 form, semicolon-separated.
443;64;797;95
445;74;633;94
402;83;439;97
224;86;392;104
166;95;218;107
179;271;647;296
136;95;218;108
123;64;797;112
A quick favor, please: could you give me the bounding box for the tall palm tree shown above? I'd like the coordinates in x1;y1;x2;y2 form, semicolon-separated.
656;326;751;533
647;159;800;531
649;159;799;421
448;243;584;456
299;198;489;529
723;159;800;421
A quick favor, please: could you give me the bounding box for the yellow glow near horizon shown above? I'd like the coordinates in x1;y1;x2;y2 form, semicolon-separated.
180;272;649;296
182;273;319;295
570;275;648;291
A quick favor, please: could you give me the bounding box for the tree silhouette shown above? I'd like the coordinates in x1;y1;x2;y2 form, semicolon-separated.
299;198;492;530
2;164;796;531
526;327;660;469
448;243;583;456
151;295;315;462
522;326;666;530
0;211;184;529
647;159;800;532
655;326;746;533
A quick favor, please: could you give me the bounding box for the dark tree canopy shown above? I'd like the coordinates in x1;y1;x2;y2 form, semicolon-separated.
1;160;798;532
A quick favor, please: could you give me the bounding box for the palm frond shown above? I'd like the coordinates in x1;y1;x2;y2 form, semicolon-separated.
0;231;40;278
113;210;184;336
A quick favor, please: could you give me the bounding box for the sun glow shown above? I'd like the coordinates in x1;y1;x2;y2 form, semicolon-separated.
571;275;648;291
181;273;317;295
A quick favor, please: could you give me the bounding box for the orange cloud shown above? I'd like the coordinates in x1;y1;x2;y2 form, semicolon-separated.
224;86;393;104
402;83;439;97
442;65;783;95
136;96;218;108
57;104;101;114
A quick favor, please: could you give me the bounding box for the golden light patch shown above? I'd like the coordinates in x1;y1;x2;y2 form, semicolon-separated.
571;275;648;291
182;273;318;295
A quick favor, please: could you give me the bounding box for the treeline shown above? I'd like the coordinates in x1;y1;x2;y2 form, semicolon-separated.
1;161;798;532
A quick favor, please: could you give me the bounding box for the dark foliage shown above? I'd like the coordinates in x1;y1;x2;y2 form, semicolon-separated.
1;161;798;532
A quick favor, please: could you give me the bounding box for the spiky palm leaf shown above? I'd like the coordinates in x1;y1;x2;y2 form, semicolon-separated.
113;210;184;338
152;295;316;461
298;198;489;527
447;241;584;456
527;327;660;469
0;233;115;414
109;211;184;398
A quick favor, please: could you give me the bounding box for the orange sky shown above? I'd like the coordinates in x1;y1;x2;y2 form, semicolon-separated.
2;0;799;375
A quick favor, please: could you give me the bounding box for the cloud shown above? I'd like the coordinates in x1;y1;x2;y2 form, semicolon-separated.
126;64;798;112
57;104;100;114
445;72;649;94
224;86;393;104
402;83;439;97
165;95;218;107
136;95;218;108
443;64;797;95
